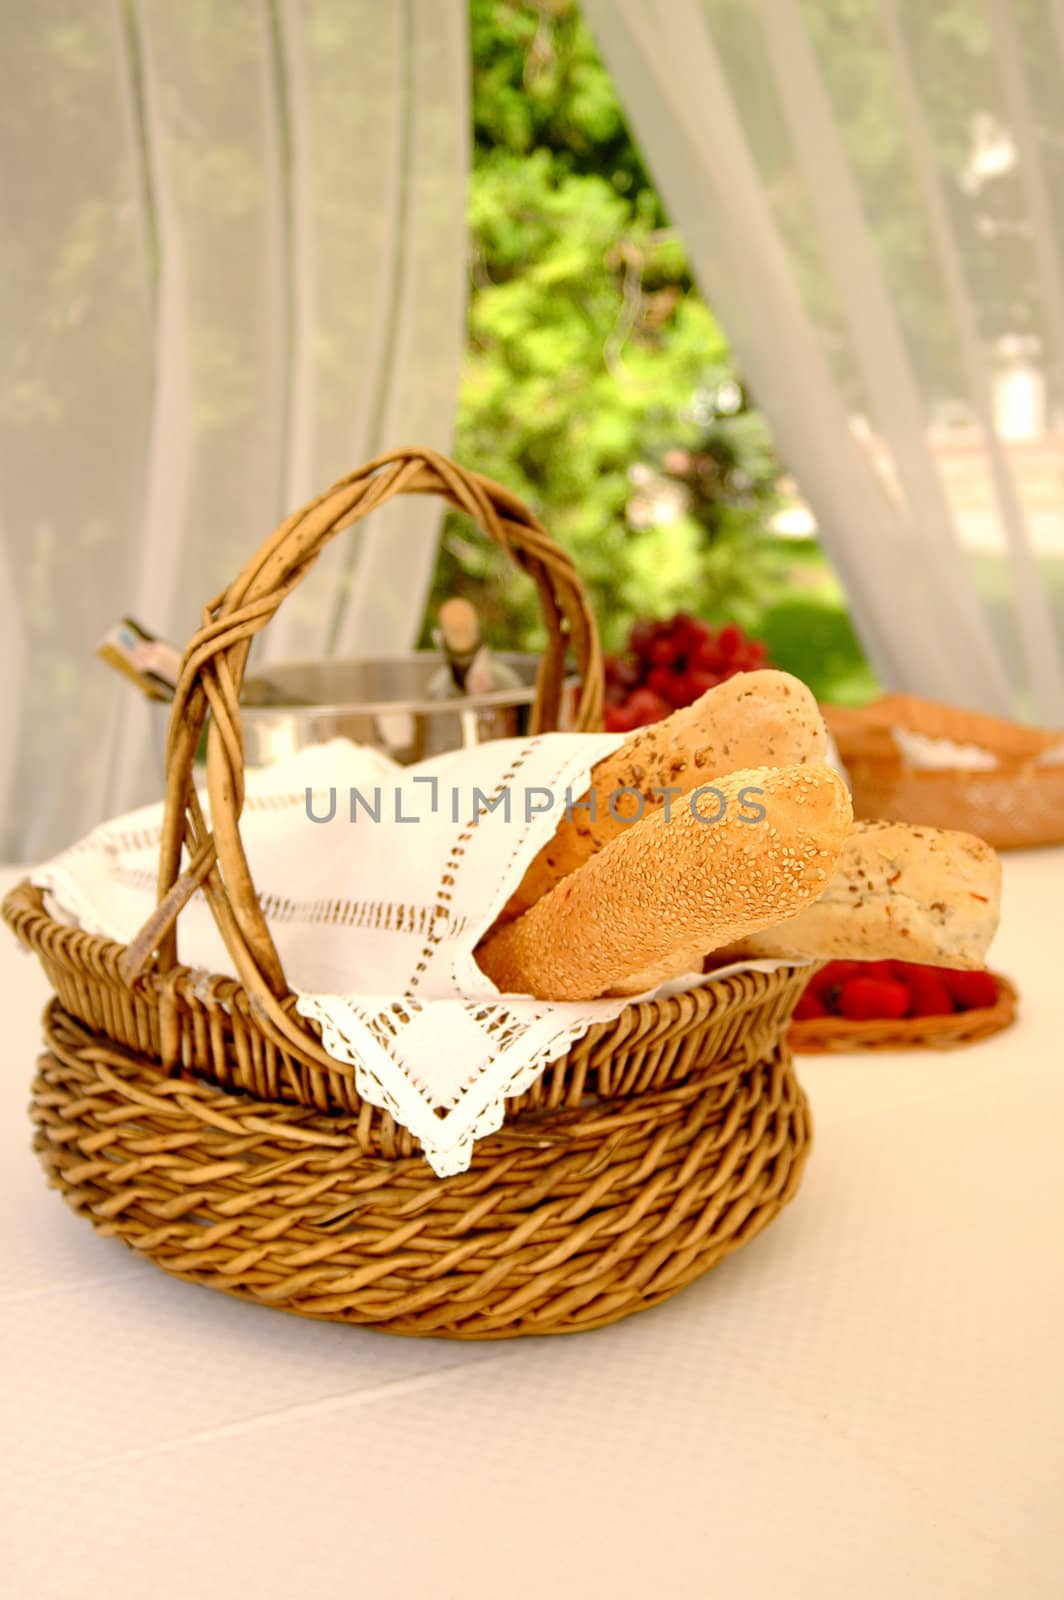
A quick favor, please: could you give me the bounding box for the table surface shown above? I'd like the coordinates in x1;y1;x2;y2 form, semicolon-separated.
1;854;1062;1600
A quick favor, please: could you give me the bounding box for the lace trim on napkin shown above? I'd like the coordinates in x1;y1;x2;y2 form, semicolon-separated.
302;994;630;1176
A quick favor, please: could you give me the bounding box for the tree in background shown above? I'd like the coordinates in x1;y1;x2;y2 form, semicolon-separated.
429;0;785;656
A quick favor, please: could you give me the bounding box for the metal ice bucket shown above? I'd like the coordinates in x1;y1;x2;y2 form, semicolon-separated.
155;652;576;769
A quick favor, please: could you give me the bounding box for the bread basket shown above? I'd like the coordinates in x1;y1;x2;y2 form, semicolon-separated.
4;448;813;1338
824;696;1064;850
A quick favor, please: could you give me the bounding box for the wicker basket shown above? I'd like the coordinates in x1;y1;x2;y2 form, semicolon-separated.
788;972;1018;1054
824;696;1064;850
4;447;813;1338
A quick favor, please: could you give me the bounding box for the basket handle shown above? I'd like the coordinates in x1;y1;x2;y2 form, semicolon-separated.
122;448;603;1018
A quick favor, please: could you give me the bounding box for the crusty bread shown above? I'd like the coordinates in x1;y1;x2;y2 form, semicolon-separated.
710;819;1000;970
477;763;852;1000
824;695;1061;765
501;670;827;920
873;694;1060;761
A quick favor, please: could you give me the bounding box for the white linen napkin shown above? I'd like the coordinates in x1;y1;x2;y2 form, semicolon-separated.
34;736;788;1176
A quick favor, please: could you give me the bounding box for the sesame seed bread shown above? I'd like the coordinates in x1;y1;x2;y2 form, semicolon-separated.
711;819;1001;970
501;670;827;921
477;763;852;1001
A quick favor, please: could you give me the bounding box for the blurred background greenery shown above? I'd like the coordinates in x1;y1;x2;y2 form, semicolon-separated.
425;0;879;705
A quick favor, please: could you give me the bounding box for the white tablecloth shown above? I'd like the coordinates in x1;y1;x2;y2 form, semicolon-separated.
1;854;1061;1599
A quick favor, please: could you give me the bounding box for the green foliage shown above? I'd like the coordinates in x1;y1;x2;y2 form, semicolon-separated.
425;0;880;705
428;0;787;655
754;540;880;706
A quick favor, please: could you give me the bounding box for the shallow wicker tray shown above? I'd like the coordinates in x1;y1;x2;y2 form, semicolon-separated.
4;448;816;1339
788;972;1018;1054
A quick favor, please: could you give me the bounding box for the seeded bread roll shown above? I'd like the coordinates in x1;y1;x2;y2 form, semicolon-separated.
709;819;1000;970
501;670;827;921
477;763;852;1001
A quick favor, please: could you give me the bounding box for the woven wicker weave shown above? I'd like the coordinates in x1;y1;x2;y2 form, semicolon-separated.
789;972;1017;1054
5;447;815;1337
32;994;811;1337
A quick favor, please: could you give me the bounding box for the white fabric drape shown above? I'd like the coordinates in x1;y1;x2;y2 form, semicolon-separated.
0;0;469;862
585;0;1064;726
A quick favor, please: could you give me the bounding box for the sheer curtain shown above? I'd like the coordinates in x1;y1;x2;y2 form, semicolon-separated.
0;0;469;862
585;0;1064;726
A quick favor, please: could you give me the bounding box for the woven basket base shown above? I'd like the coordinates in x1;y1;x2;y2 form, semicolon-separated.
32;1001;812;1339
789;973;1018;1054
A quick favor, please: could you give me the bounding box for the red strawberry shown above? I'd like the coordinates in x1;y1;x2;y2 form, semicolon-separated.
904;968;955;1018
946;970;998;1011
793;989;829;1021
858;960;901;982
838;976;910;1021
811;960;861;991
807;961;861;1014
891;960;937;982
805;971;836;1002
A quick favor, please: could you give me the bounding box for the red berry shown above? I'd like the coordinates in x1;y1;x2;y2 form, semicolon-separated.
625;687;670;726
946;970;998;1011
732;645;766;673
648;637;677;668
609;655;640;690
645;666;674;699
808;960;862;1014
690;637;723;673
604;703;635;733
793;989;829;1021
859;960;902;982
687;669;719;699
810;960;860;993
629;620;658;658
904;968;955;1017
667;671;697;707
672;613;709;652
891;960;936;982
718;622;744;657
838;976;910;1021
